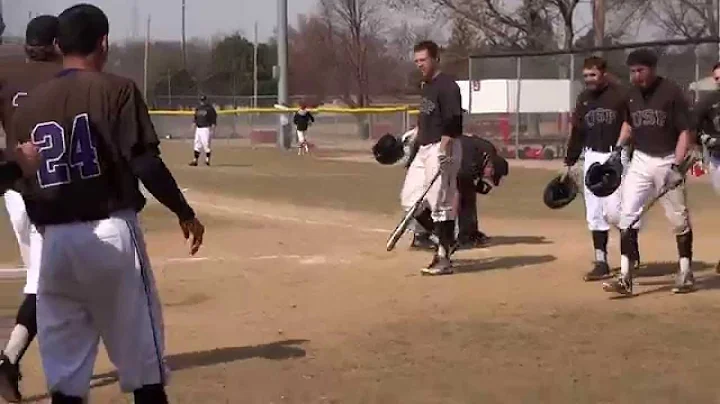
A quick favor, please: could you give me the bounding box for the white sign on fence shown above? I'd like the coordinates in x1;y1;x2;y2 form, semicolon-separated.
457;79;573;114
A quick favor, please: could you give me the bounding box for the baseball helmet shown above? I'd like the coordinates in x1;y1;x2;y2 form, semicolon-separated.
585;159;622;197
543;174;579;209
372;133;404;165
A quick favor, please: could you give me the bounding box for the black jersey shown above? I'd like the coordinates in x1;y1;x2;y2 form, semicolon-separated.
11;69;192;225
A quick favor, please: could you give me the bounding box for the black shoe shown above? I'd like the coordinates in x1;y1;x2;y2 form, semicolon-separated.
602;274;633;296
457;232;490;250
410;234;436;251
421;255;453;276
584;261;611;281
188;160;198;167
205;160;211;166
0;353;21;403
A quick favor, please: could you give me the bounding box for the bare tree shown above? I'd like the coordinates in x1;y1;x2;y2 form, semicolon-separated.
391;0;649;50
318;0;386;107
649;0;718;39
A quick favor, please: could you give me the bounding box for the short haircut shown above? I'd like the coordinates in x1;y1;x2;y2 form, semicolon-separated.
24;45;57;62
712;62;720;72
57;4;109;56
626;48;658;68
583;56;607;71
414;40;440;59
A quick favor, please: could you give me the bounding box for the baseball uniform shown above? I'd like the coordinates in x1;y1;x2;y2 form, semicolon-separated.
565;82;640;280
605;76;694;294
399;72;463;274
11;68;197;398
0;59;61;293
190;101;217;165
691;89;720;192
293;108;314;150
0;14;62;402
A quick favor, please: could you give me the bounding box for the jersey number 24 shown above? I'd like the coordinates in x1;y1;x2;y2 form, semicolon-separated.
31;113;102;188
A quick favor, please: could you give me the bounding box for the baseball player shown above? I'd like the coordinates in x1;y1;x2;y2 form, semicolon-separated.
293;103;314;155
10;4;204;402
690;62;720;271
602;49;695;296
403;129;505;250
564;56;641;282
400;40;463;275
456;133;507;248
0;15;62;402
189;94;216;166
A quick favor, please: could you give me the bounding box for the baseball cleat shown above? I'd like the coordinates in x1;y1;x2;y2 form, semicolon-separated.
456;232;490;250
421;255;453;276
584;261;611;282
672;272;696;294
410;234;436;251
0;353;21;403
188;160;198;167
602;275;632;296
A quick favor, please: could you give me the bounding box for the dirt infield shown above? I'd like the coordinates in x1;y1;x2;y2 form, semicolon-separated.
2;141;720;402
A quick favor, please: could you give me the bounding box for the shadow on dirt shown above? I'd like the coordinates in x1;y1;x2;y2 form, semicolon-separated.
485;235;552;247
24;339;308;402
453;254;556;273
636;261;714;279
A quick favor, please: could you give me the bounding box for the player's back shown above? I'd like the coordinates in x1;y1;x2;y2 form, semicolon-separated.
11;69;148;226
0;60;62;140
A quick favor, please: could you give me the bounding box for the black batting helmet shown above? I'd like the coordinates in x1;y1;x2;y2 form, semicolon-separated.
543;174;579;209
372;133;404;165
585;159;622;197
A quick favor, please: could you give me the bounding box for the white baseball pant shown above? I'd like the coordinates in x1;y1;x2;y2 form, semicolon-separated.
3;189;43;294
619;150;690;235
400;140;462;222
296;130;306;144
193;127;212;154
37;210;168;397
709;156;720;193
582;149;639;231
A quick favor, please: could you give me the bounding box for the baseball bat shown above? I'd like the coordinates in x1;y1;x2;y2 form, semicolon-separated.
625;154;698;230
386;170;442;252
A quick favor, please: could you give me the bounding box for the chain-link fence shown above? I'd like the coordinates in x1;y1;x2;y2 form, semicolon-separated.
149;108;411;152
468;38;720;160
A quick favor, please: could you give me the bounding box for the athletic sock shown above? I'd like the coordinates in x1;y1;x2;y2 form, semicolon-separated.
4;325;28;364
205;152;211;163
192;150;200;161
591;231;608;262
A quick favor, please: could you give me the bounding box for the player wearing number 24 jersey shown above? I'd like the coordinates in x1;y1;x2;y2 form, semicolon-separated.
10;4;204;402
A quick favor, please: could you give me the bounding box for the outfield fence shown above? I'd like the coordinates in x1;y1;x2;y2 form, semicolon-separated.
149;106;415;152
467;37;720;160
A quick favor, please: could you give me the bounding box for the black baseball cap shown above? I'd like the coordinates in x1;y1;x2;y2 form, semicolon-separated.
25;15;58;47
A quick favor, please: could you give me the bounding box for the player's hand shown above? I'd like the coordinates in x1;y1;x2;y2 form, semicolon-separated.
665;163;685;189
438;153;454;172
700;134;719;149
14;142;41;177
179;217;205;255
607;145;623;166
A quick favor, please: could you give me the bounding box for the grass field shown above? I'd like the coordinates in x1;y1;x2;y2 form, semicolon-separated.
3;140;720;403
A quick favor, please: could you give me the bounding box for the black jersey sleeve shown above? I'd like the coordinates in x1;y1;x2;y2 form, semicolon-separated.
118;82;195;222
564;96;587;166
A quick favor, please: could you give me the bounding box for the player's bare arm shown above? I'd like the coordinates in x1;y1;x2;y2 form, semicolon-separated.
673;91;692;165
120;84;205;255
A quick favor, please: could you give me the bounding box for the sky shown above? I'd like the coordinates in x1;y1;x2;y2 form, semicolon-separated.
1;0;656;45
3;0;318;42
